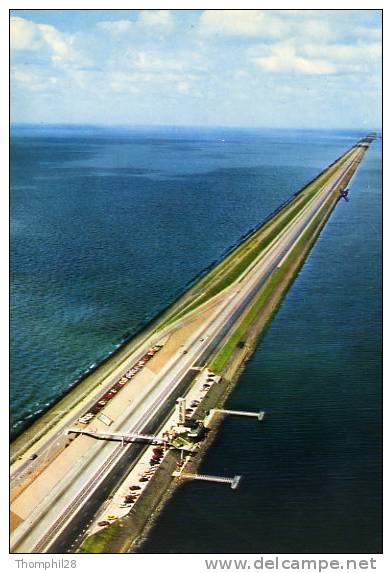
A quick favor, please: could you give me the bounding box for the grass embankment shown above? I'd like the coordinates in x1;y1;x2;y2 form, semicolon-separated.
210;197;336;373
161;148;355;327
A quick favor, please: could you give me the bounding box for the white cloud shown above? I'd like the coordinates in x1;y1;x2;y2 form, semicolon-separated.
251;43;336;75
97;10;174;36
198;10;381;50
177;81;191;95
107;65;201;98
352;25;382;41
138;10;174;30
97;20;133;34
198;11;343;44
299;20;335;42
302;42;381;61
250;35;381;76
109;72;140;94
10;16;40;50
10;16;74;62
11;66;59;92
199;10;289;38
12;68;39;89
38;23;72;62
132;51;185;73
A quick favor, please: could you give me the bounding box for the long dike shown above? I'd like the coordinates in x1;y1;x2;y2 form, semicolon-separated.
76;137;373;553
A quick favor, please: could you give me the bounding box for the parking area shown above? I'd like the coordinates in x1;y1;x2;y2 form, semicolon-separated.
77;346;163;426
87;367;220;535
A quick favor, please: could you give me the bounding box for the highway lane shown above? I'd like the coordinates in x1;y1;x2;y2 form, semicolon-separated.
11;145;363;553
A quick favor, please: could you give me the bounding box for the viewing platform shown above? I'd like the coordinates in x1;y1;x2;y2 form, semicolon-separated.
66;428;167;445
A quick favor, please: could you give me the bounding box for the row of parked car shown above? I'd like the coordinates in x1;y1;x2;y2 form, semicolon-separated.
78;345;163;425
200;371;217;393
184;371;218;417
97;446;166;526
118;446;166;511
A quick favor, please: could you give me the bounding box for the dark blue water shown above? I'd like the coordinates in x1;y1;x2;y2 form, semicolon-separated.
10;126;363;434
11;126;381;552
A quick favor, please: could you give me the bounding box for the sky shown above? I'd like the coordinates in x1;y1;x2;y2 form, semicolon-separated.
10;9;382;129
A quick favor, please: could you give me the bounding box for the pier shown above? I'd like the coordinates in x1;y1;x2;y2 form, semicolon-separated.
173;471;242;489
204;408;265;428
213;408;265;421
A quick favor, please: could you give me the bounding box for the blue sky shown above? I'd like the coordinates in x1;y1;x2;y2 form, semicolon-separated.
10;9;382;129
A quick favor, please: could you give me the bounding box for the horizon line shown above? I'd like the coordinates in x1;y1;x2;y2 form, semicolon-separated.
10;122;381;132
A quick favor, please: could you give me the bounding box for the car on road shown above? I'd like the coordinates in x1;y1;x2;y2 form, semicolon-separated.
190;400;200;407
98;521;110;527
129;485;141;490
